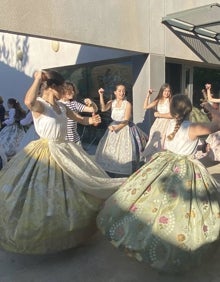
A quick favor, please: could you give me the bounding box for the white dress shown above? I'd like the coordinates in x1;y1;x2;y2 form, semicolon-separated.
0;108;25;159
95;99;148;175
0;97;125;254
141;99;171;162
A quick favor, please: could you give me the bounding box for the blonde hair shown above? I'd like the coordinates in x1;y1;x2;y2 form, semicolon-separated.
167;94;192;141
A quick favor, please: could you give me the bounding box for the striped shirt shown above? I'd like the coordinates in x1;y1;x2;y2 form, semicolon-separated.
61;100;85;143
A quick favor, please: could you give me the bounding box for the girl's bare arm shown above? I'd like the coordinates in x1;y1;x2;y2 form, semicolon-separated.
143;89;157;110
66;106;101;125
98;88;112;112
24;71;44;116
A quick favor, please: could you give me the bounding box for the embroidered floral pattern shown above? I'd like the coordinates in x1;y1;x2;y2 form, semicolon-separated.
97;150;220;273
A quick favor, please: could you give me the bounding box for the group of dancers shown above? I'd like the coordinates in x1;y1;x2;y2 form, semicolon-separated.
0;70;219;274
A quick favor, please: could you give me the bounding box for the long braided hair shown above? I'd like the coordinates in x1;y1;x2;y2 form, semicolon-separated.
167;94;192;141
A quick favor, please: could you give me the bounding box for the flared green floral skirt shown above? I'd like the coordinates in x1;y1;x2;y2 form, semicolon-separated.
97;151;220;273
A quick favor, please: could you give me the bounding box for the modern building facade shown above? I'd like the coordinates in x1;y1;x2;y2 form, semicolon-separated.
0;0;219;135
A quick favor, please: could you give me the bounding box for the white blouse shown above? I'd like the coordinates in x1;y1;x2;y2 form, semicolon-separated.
165;120;198;155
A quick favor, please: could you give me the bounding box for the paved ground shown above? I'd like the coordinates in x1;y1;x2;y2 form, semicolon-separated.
0;153;219;282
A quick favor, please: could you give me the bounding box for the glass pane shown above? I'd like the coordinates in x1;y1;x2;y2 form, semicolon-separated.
51;60;133;147
193;67;220;107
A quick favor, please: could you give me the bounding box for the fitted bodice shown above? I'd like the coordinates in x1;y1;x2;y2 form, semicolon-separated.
33;97;67;141
157;99;170;114
111;100;127;121
164;120;198;155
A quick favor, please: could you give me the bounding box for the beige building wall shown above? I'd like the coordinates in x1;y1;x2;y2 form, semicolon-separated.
0;0;150;52
0;0;217;62
0;0;218;129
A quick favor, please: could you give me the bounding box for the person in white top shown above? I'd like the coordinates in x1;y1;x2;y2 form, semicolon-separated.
97;94;220;274
141;83;173;162
20;110;33;127
0;70;125;255
95;84;148;176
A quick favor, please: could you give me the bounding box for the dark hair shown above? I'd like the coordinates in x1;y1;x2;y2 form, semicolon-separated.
7;98;26;121
45;70;65;86
39;70;65;95
154;83;172;102
167;94;192;141
42;70;65;87
63;81;79;98
113;83;126;91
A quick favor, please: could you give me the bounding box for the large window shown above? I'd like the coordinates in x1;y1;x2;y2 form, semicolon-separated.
165;63;220;108
53;60;133;103
165;63;182;95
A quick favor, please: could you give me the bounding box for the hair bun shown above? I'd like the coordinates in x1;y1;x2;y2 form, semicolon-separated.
44;71;64;86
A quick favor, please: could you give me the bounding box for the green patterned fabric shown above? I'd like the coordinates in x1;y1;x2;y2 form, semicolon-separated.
190;107;210;123
97;151;220;273
0;139;124;254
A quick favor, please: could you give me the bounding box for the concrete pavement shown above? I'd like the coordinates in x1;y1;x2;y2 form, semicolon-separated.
0;155;219;282
0;227;220;282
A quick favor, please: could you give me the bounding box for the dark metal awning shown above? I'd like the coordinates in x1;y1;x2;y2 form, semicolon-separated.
162;3;220;43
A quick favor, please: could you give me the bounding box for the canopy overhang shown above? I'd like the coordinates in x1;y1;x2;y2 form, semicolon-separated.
162;3;220;43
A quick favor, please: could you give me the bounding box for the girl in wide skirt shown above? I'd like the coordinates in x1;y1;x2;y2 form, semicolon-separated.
95;85;148;176
141;83;173;162
97;94;220;273
0;70;125;254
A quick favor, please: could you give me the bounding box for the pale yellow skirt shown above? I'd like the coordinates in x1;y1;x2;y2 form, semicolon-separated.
0;139;125;254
